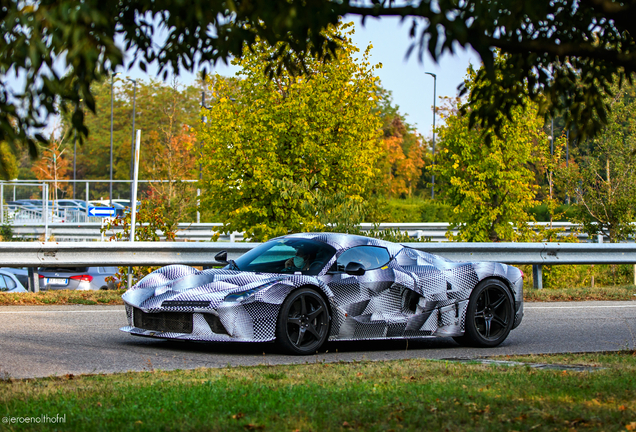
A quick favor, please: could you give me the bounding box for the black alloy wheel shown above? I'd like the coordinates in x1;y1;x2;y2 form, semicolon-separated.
276;288;330;355
454;279;514;348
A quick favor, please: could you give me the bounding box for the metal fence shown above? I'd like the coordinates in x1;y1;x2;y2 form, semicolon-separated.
2;241;635;291
5;221;600;243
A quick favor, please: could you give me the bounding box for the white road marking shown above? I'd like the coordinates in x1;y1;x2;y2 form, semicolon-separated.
0;310;123;314
526;305;636;310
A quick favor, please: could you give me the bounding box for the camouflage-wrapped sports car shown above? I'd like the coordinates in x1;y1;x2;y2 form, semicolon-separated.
121;233;523;354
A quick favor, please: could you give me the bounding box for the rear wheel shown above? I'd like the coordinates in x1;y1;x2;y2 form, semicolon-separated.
276;288;330;355
454;279;514;348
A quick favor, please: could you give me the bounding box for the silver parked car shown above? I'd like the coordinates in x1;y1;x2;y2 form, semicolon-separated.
0;269;28;293
37;267;119;290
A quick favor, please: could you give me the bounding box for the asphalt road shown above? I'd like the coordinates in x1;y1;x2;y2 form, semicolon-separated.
1;301;635;379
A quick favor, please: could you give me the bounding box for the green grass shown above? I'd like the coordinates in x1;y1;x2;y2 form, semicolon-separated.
1;353;636;431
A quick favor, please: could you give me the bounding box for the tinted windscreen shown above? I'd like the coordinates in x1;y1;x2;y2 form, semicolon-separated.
233;238;336;275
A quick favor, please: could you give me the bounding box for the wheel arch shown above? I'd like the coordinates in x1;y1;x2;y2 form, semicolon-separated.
277;283;335;322
479;275;515;299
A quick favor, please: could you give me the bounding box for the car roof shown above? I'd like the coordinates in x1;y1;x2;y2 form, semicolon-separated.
278;232;402;254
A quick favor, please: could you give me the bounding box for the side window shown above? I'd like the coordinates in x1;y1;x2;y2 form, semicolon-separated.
0;275;8;291
4;275;16;289
336;246;391;271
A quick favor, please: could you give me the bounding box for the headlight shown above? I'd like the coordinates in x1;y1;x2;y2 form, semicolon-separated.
223;286;266;303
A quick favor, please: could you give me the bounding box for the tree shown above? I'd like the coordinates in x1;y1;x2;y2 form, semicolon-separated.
198;22;382;241
31;135;72;202
0;142;19;181
559;84;636;243
56;77;200;203
3;0;636;172
373;89;426;199
434;62;562;242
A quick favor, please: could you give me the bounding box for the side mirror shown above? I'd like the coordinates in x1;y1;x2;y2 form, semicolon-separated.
214;251;228;264
345;262;366;276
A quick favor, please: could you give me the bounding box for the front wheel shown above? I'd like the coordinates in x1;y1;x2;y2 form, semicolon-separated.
454;279;514;348
276;288;330;355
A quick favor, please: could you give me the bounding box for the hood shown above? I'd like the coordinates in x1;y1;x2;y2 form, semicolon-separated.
123;265;288;311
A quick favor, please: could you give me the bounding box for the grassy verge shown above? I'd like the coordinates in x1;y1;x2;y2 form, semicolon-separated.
1;284;635;306
1;352;635;431
523;284;636;302
0;289;125;306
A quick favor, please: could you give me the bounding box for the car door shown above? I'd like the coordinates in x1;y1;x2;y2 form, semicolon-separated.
327;245;413;339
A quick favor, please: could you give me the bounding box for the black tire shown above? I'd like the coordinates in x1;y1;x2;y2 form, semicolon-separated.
454;279;514;348
276;288;330;355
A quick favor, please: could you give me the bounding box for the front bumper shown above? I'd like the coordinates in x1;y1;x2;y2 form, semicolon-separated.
121;303;278;342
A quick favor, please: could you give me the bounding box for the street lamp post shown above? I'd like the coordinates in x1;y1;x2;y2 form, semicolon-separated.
110;72;120;206
127;78;137;203
73;130;76;199
425;72;437;199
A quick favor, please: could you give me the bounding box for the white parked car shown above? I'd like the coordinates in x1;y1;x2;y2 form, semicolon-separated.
0;269;27;293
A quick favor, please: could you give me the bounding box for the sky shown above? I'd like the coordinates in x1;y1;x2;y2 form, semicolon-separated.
124;16;480;139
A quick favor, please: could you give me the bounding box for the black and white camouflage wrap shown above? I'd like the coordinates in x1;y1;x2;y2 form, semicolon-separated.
121;233;523;343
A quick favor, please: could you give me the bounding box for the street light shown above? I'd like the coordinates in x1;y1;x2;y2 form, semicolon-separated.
127;77;137;203
110;72;120;206
425;72;437;199
73;98;83;200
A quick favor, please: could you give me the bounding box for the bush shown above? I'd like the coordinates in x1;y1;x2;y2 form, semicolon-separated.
520;263;635;289
367;198;452;223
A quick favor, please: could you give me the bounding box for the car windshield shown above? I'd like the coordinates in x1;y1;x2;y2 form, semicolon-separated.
231;238;336;275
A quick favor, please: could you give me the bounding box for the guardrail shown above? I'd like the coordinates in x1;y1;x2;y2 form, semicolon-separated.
7;221;596;243
2;241;635;291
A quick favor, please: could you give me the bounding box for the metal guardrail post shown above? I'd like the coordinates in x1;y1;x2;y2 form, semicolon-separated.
43;183;49;241
532;264;543;290
27;267;40;293
1;182;3;225
85;182;89;221
196;188;200;224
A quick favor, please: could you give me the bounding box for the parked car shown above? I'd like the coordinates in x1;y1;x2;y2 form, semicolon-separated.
6;200;39;207
0;269;27;293
0;267;29;289
53;199;86;210
121;233;524;354
37;267;119;290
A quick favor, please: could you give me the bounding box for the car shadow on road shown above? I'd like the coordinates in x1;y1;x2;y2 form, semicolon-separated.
119;335;462;357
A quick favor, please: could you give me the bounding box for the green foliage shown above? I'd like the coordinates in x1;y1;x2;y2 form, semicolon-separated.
368;198;452;223
521;264;636;291
6;0;635;194
101;204;179;287
434;60;564;242
528;204;577;222
3;0;634;163
0;142;19;180
62;77;201;199
0;217;13;242
559;83;636;243
198;22;382;241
